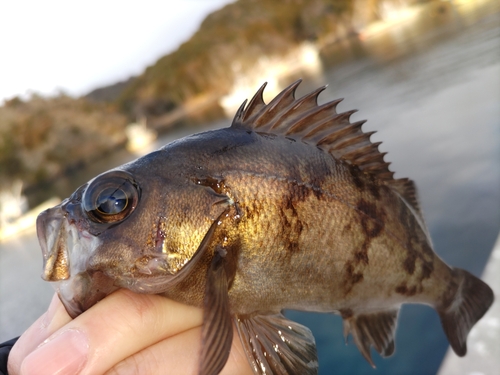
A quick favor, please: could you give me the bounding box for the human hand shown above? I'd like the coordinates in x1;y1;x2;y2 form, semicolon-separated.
7;290;253;375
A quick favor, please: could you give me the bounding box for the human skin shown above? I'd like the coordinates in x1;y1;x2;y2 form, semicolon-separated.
7;290;253;375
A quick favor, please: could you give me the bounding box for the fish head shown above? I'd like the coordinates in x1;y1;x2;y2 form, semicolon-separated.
37;153;231;318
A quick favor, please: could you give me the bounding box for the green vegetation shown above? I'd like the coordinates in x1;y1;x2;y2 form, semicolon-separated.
118;0;359;115
0;95;127;189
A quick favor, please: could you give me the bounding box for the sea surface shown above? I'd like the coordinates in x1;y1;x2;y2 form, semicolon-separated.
1;1;499;374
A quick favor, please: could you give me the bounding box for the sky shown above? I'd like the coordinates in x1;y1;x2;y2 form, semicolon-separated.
0;0;234;103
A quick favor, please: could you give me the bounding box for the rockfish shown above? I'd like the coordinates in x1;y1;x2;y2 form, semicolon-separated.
36;81;494;375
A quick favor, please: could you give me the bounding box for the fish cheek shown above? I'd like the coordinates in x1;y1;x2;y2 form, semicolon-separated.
142;183;231;276
87;235;138;278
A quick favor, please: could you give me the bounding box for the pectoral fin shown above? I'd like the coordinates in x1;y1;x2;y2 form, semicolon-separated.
342;309;399;367
199;250;233;375
235;313;318;375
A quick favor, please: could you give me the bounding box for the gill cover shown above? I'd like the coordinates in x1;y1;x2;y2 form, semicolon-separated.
130;181;232;292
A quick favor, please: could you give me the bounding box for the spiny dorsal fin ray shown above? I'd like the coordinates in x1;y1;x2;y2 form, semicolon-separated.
252;80;302;130
241;82;267;122
231;80;423;219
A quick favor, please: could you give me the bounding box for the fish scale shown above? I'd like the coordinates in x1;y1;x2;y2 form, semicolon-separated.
36;80;493;375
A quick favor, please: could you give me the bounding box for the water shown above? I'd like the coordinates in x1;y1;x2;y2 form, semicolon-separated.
290;3;500;374
1;1;499;374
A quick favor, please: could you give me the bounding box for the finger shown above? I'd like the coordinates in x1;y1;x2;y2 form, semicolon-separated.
105;325;254;375
19;289;203;375
8;293;71;375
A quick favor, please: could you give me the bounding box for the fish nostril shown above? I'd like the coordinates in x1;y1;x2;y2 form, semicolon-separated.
64;201;81;218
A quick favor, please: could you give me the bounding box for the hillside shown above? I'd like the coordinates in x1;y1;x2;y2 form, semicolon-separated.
0;0;415;196
0;95;127;189
116;0;361;117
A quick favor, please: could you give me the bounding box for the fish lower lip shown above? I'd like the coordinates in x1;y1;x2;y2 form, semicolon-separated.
58;293;84;319
56;271;119;318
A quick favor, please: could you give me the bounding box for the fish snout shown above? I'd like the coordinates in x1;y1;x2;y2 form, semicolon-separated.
37;204;109;318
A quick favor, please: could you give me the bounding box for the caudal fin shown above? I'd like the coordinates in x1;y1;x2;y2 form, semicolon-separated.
438;268;494;356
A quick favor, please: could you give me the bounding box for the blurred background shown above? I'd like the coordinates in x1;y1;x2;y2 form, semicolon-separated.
0;0;499;374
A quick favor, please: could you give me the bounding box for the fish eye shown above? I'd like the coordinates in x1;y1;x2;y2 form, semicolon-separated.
96;187;128;214
83;171;140;223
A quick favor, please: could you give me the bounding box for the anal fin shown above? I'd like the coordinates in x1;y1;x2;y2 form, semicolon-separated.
342;309;399;367
235;313;318;375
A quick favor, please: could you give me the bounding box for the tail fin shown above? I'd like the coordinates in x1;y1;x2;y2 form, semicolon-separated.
438;268;494;356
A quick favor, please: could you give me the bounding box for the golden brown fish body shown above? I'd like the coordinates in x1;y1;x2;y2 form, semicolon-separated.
37;81;493;375
162;128;441;311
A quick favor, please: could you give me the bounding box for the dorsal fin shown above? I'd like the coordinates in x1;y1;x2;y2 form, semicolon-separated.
231;80;424;221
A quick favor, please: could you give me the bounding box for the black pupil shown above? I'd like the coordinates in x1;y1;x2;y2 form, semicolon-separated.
96;187;127;214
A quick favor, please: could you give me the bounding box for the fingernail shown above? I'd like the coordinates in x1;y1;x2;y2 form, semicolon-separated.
21;329;89;375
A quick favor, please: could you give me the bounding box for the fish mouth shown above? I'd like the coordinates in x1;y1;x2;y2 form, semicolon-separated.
37;205;90;282
37;205;117;318
37;206;71;282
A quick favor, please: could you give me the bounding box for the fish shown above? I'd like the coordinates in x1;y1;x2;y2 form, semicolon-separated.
36;80;494;375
